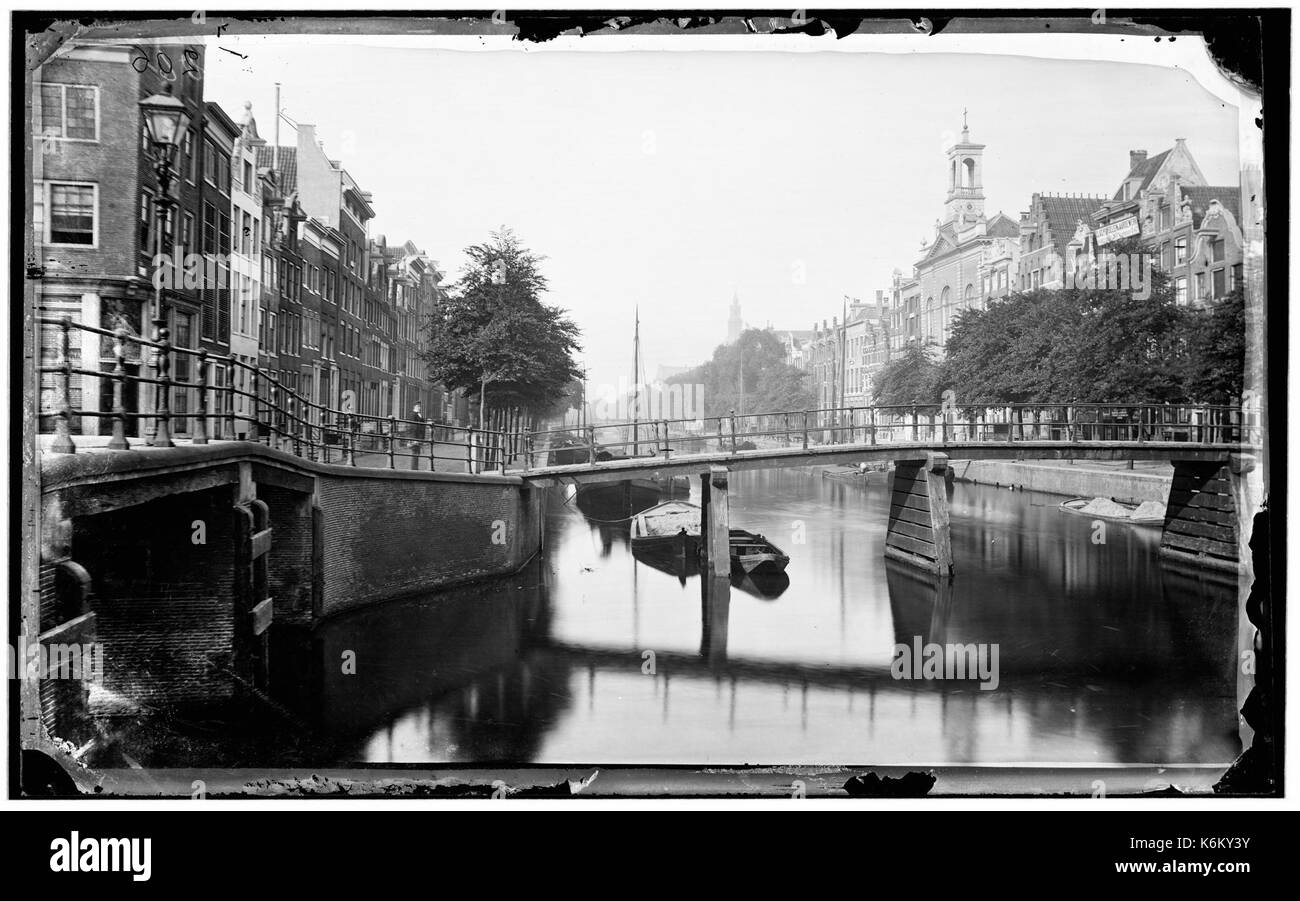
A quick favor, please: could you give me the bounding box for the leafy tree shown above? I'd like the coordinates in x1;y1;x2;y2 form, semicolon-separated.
940;241;1199;405
667;328;813;417
422;228;583;429
1179;287;1246;404
873;341;942;405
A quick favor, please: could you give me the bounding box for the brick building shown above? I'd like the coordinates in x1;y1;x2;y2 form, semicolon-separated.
32;40;208;438
1083;142;1242;307
1016;193;1108;291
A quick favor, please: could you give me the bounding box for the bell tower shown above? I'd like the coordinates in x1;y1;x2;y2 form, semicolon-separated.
944;110;986;226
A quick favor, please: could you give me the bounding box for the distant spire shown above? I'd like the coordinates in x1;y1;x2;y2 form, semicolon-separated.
961;107;969;140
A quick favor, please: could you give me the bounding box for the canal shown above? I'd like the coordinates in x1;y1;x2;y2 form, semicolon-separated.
100;467;1242;774
275;467;1240;770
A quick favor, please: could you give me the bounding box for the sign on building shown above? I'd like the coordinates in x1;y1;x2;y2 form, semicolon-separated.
1096;216;1140;245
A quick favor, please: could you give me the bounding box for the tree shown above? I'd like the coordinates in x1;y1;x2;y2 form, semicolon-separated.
422;228;583;430
1179;287;1246;404
667;328;813;417
940;240;1194;404
873;341;941;406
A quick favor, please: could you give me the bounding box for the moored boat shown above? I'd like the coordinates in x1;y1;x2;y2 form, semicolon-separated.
631;501;702;553
728;529;791;575
1059;496;1166;525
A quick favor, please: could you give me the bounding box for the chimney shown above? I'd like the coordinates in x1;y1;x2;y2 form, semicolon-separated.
1129;150;1148;170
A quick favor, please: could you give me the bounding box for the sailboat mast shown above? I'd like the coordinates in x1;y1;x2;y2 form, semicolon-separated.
632;307;640;454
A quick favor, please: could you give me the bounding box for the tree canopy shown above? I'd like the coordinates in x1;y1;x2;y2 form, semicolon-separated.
938;247;1244;406
421;228;583;422
872;341;942;406
667;328;814;416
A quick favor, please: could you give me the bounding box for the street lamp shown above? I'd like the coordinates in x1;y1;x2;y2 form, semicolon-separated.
139;89;192;447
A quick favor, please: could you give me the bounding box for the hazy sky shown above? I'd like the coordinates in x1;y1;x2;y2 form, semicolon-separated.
203;36;1241;389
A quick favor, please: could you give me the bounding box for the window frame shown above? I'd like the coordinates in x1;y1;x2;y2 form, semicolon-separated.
44;181;99;248
38;82;100;142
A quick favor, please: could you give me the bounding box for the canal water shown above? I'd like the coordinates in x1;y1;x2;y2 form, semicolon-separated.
258;467;1241;770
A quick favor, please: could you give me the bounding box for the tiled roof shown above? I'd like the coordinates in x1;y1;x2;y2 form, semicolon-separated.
256;145;297;195
1180;185;1241;228
986;212;1019;238
1037;194;1108;255
1113;148;1171;200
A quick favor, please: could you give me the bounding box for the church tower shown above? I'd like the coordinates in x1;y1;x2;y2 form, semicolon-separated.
944;112;986;227
726;290;743;343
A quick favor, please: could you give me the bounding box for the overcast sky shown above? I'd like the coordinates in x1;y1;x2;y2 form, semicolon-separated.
203;36;1241;390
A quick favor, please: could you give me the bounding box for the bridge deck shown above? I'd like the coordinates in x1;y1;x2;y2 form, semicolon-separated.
522;439;1255;485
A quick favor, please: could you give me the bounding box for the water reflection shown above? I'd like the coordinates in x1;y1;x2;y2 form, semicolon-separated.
302;469;1240;766
122;466;1241;769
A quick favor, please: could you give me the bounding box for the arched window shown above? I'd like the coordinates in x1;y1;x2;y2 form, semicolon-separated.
965;283;975;301
940;286;951;306
963;157;976;187
950;160;956;190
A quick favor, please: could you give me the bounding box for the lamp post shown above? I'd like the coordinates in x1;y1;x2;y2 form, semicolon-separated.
139;89;192;447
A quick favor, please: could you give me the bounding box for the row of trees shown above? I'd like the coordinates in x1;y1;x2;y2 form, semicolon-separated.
666;327;815;418
873;254;1246;408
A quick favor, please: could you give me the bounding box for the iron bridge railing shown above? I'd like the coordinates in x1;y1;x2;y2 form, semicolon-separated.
38;316;1262;475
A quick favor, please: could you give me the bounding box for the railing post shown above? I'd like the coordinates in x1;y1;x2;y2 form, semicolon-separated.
193;349;208;444
387;414;397;468
802;411;809;450
107;325;129;450
869;406;876;446
151;325;174;447
347;415;357;466
225;359;236;441
249;370;260;442
50;314;76;453
586;426;596;465
466;428;475;473
306;403;318;463
910;406;918;442
729;409;737;453
499;430;508;475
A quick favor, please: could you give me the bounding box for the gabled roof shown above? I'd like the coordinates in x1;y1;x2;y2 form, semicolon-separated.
256;145;297;195
1034;194;1108;255
1114;148;1171;200
986;212;1020;238
917;223;959;264
1180;185;1240;228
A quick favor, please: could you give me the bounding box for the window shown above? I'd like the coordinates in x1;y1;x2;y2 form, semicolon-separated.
202;202;217;254
182;213;195;257
184;131;196;183
1195;272;1207;300
1231;263;1243;290
218;152;231;195
1210;238;1225;263
1174;236;1188;263
140;191;153;254
243;160;254;193
47;183;96;245
1174;276;1188;306
203;138;216;184
218;213;231;256
1212;268;1226;299
40;83;98;140
241;210;251;256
